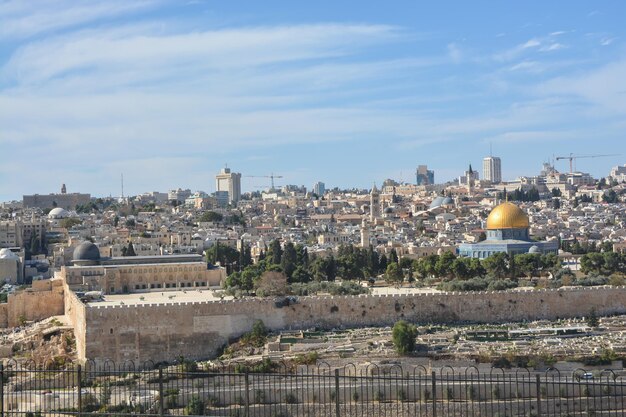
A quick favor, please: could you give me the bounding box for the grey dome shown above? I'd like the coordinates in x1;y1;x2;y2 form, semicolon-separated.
442;196;454;205
528;245;540;254
429;196;445;209
73;242;101;261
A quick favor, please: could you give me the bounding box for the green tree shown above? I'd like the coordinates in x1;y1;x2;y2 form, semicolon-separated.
267;239;283;266
603;190;618;203
205;241;239;268
199;211;223;223
385;263;404;286
99;381;112;407
450;258;471;280
59;217;81;229
292;266;311;283
515;254;541;278
392;320;417;355
482;252;509;279
389;249;399;264
586;308;599;328
468;258;486;278
435;251;456;279
580;252;604;275
125;241;137;256
281;242;298;279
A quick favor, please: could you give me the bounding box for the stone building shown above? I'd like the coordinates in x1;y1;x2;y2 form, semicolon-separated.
458;201;558;259
60;242;225;294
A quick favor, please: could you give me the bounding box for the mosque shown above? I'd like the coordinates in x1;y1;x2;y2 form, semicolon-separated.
458;201;559;259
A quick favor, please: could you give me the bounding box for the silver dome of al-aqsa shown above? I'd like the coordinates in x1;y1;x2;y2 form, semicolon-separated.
73;241;101;262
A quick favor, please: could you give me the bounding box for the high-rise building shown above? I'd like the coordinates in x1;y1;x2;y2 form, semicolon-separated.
215;167;241;204
483;156;502;184
416;165;435;185
313;181;325;196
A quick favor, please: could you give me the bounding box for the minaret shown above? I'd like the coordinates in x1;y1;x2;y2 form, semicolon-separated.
370;184;380;222
360;218;370;247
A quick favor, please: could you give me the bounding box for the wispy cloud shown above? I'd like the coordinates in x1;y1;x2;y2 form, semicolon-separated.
2;23;400;89
0;0;157;40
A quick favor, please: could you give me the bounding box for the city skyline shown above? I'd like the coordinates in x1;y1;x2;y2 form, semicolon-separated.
1;1;625;200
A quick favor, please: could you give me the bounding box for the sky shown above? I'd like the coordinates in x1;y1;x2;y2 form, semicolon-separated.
1;0;625;201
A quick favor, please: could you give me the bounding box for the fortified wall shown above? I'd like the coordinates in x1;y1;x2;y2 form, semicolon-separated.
0;279;64;327
76;286;626;364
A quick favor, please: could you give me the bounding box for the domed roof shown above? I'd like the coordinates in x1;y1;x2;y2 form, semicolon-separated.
429;196;454;209
486;202;530;230
0;248;19;260
48;207;69;219
528;245;540;254
73;242;101;261
429;196;445;209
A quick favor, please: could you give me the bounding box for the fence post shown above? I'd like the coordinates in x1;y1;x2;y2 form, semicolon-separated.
334;369;340;417
158;367;164;417
431;371;437;417
77;365;82;416
244;371;250;417
535;374;542;417
0;363;4;417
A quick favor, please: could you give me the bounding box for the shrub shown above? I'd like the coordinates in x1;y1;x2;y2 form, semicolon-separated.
374;390;385;402
392;320;417;355
185;395;205;415
255;390;265;404
285;392;298;404
352;391;360;402
397;389;407;402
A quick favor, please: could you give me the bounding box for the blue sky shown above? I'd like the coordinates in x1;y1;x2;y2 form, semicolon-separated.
1;0;625;200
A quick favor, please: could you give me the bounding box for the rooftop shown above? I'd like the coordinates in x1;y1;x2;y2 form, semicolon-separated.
85;289;233;307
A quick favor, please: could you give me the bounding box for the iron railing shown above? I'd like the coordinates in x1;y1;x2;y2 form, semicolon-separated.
1;359;625;416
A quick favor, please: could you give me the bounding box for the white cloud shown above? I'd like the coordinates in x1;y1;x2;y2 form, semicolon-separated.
522;38;541;49
539;43;565;52
2;23;400;89
600;37;616;46
0;0;157;39
538;58;626;115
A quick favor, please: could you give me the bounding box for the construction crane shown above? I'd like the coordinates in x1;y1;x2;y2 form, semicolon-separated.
245;173;284;190
555;153;619;173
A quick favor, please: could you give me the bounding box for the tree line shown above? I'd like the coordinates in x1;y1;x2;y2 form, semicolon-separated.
216;241;565;295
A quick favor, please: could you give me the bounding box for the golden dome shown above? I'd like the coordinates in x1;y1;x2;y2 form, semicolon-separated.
486;202;529;230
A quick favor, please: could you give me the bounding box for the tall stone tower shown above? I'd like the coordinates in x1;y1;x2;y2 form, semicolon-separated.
467;164;475;197
360;218;370;247
370;184;380;222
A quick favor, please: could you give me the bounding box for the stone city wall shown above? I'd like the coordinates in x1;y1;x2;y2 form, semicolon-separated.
64;283;87;360
3;281;64;327
79;286;626;364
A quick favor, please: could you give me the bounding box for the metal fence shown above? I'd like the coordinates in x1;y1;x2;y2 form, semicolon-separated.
1;359;625;417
